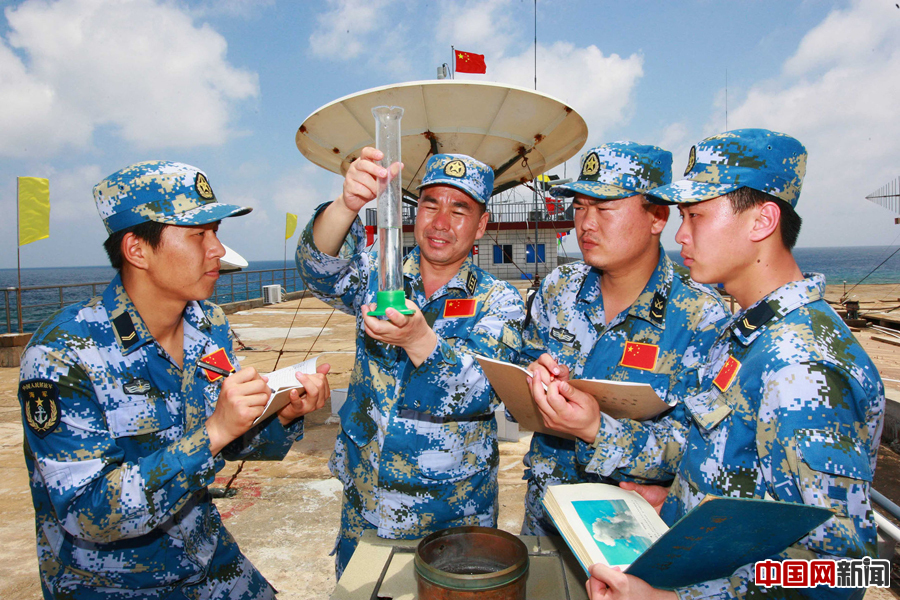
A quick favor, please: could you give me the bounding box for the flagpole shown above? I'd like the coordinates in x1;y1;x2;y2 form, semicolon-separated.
16;177;23;333
450;45;455;79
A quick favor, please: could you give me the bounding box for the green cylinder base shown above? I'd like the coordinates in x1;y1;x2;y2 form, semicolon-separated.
367;290;414;316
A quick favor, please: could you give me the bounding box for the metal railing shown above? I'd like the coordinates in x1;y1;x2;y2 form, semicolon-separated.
1;268;304;334
365;199;574;227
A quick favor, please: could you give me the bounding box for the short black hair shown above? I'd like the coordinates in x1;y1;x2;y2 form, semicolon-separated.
727;187;802;250
103;221;168;271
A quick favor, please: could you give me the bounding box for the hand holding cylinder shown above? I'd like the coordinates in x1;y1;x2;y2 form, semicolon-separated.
369;105;414;316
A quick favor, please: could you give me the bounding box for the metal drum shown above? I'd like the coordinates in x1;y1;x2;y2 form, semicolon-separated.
415;526;529;599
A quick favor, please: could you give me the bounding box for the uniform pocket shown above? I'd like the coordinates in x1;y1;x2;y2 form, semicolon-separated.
792;429;873;517
413;419;496;483
104;398;175;437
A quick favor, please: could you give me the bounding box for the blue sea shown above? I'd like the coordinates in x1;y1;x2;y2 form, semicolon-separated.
4;248;900;333
0;260;302;334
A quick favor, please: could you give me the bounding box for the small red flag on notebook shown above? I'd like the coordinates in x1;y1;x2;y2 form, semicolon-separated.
200;348;235;382
619;341;659;371
444;298;478;318
713;356;741;392
455;50;486;74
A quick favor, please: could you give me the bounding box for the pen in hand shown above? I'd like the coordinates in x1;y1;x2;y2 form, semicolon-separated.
199;361;234;378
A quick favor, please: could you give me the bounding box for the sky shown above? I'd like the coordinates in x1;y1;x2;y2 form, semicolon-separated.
2;0;899;269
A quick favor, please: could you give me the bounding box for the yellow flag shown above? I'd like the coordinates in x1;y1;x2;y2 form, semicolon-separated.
18;177;50;246
285;213;298;240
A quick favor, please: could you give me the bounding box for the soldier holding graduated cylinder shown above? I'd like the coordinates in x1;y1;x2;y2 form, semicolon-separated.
295;149;525;578
586;130;885;599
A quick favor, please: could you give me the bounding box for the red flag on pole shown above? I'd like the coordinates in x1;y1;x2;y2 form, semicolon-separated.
455;50;486;74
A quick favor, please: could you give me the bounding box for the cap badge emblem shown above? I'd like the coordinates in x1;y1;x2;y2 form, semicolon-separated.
582;153;600;177
684;146;697;176
195;172;215;200
444;159;467;178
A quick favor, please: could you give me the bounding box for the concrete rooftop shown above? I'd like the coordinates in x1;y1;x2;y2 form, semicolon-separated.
1;284;899;598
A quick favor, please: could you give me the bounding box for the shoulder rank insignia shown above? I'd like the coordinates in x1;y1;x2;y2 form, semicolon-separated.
112;311;139;351
550;327;576;344
466;271;478;296
200;347;235;382
736;301;776;338
649;291;667;325
620;341;659;371
444;298;477;318
20;379;60;438
713;355;741;392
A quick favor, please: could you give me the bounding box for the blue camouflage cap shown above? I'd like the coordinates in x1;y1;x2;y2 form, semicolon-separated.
650;129;807;207
93;160;252;235
416;154;494;204
550;141;673;200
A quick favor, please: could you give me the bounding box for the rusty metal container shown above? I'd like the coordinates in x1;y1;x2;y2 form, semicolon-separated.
414;526;529;599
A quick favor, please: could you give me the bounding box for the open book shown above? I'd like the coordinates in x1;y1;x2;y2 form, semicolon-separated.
253;356;319;425
475;355;671;440
542;483;833;590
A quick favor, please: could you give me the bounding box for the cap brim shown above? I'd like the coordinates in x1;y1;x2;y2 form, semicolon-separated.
649;180;738;205
549;180;634;200
152;203;252;226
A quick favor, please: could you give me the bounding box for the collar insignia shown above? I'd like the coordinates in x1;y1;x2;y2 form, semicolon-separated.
112;311;139;351
649;291;667;325
736;302;776;338
466;271;478;296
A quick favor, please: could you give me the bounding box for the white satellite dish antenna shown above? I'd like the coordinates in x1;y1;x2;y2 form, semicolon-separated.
220;244;248;272
296;80;588;197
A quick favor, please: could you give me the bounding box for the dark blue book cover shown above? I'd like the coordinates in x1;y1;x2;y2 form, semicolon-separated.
626;496;833;589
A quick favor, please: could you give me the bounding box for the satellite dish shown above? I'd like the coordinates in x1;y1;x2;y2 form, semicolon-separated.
296;80;588;197
221;244;248;272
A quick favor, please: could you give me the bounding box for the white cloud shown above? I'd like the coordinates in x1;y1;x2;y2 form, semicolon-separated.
490;41;644;144
309;0;396;60
434;0;520;59
721;0;900;246
0;0;258;158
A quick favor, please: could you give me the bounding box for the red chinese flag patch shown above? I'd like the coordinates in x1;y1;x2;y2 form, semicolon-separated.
200;348;235;382
619;341;659;371
713;356;741;392
444;298;477;318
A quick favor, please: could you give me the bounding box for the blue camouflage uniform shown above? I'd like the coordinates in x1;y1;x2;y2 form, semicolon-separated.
616;276;883;599
20;276;301;599
19;160;296;599
629;130;886;598
520;253;728;535
295;153;525;577
519;141;730;536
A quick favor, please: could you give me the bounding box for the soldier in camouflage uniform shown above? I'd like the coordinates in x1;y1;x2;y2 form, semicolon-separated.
586;130;885;599
19;161;330;600
521;142;729;535
295;149;524;578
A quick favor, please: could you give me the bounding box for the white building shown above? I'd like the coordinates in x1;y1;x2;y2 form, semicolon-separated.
365;193;577;284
